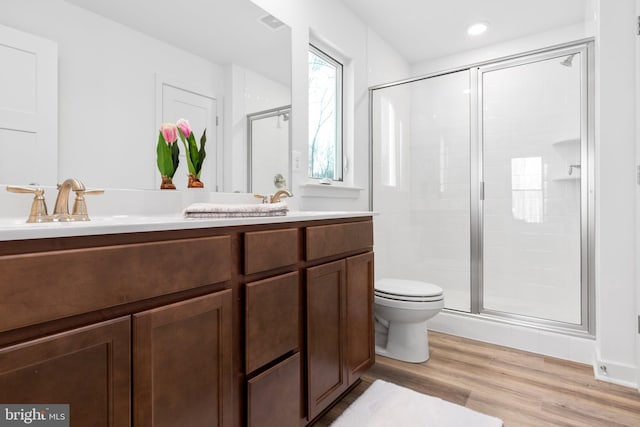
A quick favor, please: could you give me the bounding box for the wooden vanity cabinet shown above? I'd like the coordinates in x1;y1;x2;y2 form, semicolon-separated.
0;216;373;427
0;232;234;427
304;221;375;422
244;231;303;427
0;317;131;427
245;218;374;426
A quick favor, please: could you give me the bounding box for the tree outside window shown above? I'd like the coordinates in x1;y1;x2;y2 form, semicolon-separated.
308;45;343;180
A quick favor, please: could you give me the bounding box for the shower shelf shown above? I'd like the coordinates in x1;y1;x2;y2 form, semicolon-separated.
552;138;580;147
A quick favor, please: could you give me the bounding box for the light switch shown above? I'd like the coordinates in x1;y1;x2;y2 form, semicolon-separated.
292;150;302;172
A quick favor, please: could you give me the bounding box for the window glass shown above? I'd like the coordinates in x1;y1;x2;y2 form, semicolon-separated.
308;45;342;180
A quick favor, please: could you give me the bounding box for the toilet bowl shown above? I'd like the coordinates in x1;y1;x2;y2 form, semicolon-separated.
374;278;444;363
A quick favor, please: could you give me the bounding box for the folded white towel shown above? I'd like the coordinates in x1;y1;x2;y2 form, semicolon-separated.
183;202;288;218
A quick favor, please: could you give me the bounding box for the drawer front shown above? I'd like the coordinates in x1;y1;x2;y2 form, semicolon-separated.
245;272;300;373
244;228;299;274
0;236;231;332
306;220;373;261
247;353;301;427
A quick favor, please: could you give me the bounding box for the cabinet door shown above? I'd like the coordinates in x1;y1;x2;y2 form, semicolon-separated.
0;317;131;427
133;290;232;427
346;252;375;385
306;259;347;421
247;353;301;427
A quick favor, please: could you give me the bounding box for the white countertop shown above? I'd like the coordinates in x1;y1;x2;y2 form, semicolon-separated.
0;211;375;241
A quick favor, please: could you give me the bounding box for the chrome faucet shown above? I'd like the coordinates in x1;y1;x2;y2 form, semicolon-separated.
53;178;85;221
271;189;293;203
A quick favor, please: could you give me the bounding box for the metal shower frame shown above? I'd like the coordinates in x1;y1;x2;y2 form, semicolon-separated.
368;39;595;337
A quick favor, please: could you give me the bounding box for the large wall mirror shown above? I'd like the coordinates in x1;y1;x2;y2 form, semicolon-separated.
0;0;291;192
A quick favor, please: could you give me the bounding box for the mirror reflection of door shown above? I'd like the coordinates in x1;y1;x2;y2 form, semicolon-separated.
0;24;57;186
161;84;217;190
247;106;291;195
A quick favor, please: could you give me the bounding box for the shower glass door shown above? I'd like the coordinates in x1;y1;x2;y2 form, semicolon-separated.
370;42;593;333
479;47;588;325
371;70;471;312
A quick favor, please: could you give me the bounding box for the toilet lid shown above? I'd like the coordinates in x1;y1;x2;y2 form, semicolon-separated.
375;278;443;298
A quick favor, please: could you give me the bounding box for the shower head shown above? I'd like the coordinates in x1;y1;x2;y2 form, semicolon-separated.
560;54;576;67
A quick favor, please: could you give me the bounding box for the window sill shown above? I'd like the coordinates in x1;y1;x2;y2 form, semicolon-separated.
299;183;364;199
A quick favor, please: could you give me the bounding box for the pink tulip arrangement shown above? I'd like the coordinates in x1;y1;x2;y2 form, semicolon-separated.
156;123;180;189
176;118;207;188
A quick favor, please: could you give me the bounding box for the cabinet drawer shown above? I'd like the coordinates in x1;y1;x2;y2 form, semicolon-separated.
247;353;301;427
0;235;231;332
246;272;300;373
306;220;373;261
244;228;299;274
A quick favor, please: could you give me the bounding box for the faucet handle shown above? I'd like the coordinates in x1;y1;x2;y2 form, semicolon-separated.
253;193;269;204
6;186;51;223
72;188;104;221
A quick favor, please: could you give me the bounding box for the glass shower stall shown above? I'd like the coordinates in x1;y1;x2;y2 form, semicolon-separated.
370;41;594;334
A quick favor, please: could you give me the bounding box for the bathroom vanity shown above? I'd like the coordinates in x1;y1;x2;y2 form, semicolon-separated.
0;212;374;427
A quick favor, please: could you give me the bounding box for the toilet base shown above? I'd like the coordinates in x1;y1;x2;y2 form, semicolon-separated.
374;320;430;363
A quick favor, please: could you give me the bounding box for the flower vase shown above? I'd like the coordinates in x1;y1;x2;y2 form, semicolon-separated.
187;173;204;188
160;176;176;190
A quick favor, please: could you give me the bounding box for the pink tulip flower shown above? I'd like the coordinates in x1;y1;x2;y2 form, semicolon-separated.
160;123;178;144
176;118;192;138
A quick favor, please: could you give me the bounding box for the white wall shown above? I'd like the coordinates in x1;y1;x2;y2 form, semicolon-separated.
412;23;592;77
636;0;640;392
0;0;224;190
594;0;638;387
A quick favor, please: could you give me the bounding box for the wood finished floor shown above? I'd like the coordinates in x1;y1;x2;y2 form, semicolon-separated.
315;331;640;427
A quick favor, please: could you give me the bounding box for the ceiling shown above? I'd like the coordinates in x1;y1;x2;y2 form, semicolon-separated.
341;0;588;64
66;0;291;85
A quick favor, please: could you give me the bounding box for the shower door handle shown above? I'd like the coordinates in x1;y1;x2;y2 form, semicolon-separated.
480;182;485;201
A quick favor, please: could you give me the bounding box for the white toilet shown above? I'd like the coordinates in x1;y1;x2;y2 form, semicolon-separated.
374;278;444;363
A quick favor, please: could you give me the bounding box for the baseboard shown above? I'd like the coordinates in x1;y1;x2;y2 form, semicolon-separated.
593;349;638;389
428;311;595;364
429;312;640;389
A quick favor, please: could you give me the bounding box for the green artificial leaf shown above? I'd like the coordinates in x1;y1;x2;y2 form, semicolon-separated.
188;133;199;173
156;132;173;176
170;141;180;178
178;128;196;175
196;129;207;177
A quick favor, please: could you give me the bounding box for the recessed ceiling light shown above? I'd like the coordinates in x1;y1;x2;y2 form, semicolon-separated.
467;22;488;36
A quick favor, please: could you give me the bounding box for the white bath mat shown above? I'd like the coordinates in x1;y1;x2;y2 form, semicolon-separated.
331;380;503;427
